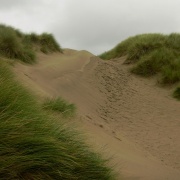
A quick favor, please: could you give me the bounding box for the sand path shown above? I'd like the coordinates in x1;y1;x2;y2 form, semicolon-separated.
13;49;180;180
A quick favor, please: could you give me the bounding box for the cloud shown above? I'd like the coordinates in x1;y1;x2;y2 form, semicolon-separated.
0;0;37;10
0;0;180;54
50;0;180;54
0;0;65;33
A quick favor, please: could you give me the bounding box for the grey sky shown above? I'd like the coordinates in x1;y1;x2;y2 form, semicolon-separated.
0;0;179;54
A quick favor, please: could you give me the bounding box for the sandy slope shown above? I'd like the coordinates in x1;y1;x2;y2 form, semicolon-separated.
13;49;180;180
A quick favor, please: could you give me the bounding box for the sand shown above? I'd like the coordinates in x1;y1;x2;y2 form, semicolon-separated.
13;49;180;180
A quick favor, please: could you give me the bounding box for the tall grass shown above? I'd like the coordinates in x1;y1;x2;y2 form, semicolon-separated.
39;33;62;53
23;32;62;54
129;34;180;85
100;33;180;87
161;58;180;84
0;24;62;63
0;25;35;63
0;60;115;179
99;33;167;60
131;48;177;77
173;87;180;100
42;97;76;117
99;35;138;60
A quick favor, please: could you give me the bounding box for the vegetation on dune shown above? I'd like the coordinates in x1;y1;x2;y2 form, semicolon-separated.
0;25;36;63
42;97;76;117
24;32;62;54
99;33;180;99
99;33;180;61
130;48;177;77
0;60;115;179
39;33;62;53
0;24;62;64
173;86;180;100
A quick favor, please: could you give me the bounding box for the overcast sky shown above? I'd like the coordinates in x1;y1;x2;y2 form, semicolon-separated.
0;0;179;54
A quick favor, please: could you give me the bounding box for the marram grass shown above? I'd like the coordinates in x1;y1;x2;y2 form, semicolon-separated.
173;87;180;100
99;33;180;99
42;97;76;117
0;24;62;64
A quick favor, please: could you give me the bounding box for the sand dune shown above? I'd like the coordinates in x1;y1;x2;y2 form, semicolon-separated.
13;49;180;180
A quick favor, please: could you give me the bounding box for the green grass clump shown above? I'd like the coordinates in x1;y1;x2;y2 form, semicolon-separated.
39;33;62;53
0;60;115;179
166;33;180;51
131;48;176;76
99;35;138;60
0;24;62;63
42;97;76;117
161;58;180;84
0;25;36;64
130;35;180;86
99;33;167;60
173;87;180;100
27;33;40;44
127;34;167;62
23;32;62;54
100;33;180;86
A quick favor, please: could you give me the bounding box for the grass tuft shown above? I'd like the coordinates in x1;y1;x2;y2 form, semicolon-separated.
161;58;180;84
127;34;167;62
42;97;76;117
173;87;180;100
39;33;62;53
0;25;36;64
23;32;62;54
100;33;180;87
99;33;166;60
0;24;62;64
131;48;177;76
